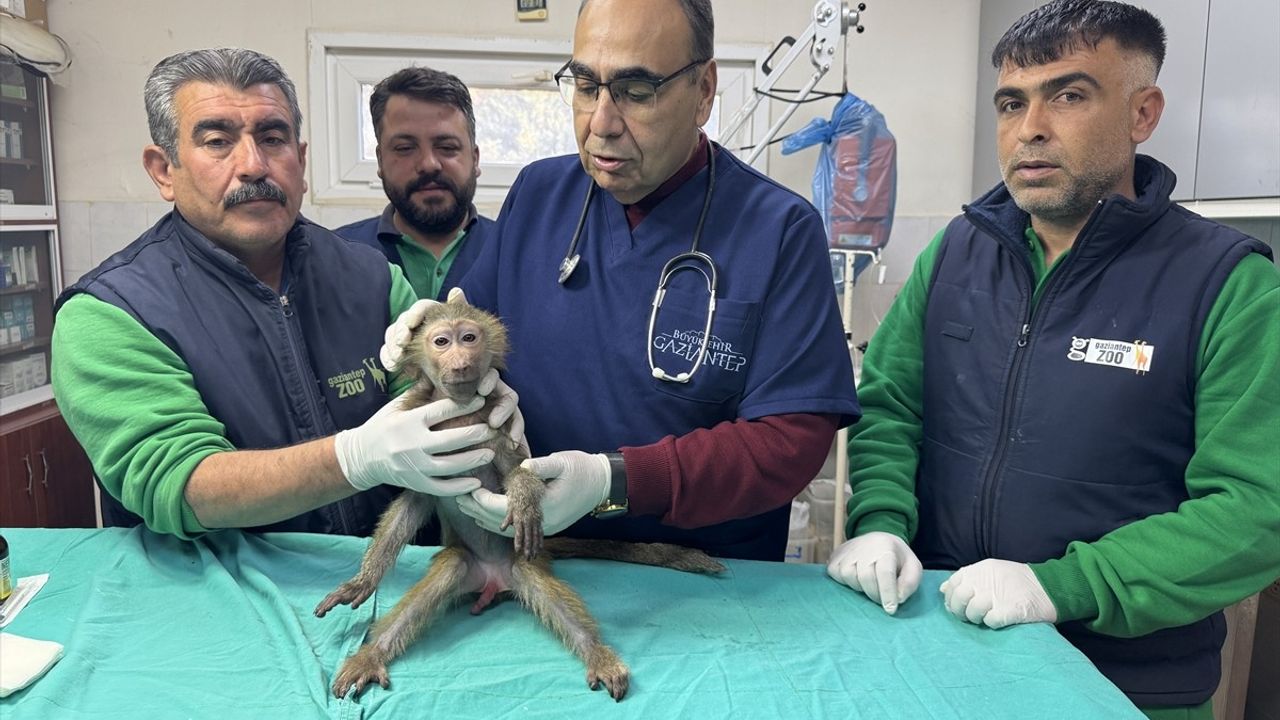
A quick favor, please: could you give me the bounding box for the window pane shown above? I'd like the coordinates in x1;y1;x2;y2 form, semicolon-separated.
472;87;576;164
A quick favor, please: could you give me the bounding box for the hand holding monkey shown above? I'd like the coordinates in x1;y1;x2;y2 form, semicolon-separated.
335;393;496;494
457;450;611;536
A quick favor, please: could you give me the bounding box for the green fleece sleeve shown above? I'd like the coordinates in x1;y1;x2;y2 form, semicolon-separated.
1032;253;1280;637
844;229;946;541
386;263;418;398
51;294;231;538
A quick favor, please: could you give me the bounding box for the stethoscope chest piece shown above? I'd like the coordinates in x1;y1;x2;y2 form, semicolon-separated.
558;253;581;285
558;142;719;383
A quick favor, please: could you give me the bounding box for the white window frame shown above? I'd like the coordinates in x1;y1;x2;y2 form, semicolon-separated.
307;31;769;207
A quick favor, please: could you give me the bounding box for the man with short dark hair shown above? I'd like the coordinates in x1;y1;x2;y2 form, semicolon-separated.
827;2;1279;718
337;67;494;301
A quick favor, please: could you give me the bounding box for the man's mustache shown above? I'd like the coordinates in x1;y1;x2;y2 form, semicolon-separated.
224;180;287;209
406;172;458;196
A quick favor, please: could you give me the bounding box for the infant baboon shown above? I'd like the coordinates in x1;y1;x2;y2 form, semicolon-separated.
315;289;724;702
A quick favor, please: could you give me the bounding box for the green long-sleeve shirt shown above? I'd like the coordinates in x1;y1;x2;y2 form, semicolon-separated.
847;227;1280;638
50;264;418;539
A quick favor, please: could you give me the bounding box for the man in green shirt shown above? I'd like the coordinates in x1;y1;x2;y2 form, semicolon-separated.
827;2;1278;718
52;49;515;539
337;67;496;301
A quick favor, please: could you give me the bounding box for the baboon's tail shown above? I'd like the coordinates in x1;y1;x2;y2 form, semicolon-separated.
543;538;726;575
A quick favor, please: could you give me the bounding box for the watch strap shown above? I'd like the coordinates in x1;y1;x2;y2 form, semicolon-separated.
592;452;628;518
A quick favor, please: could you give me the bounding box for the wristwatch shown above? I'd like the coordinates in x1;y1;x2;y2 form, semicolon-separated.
591;452;629;519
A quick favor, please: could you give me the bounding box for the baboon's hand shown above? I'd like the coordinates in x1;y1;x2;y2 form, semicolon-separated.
503;505;544;560
315;578;377;617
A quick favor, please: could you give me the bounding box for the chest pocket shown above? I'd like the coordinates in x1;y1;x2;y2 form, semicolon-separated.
647;285;759;404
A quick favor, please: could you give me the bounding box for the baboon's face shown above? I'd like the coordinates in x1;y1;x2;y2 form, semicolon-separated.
417;318;492;401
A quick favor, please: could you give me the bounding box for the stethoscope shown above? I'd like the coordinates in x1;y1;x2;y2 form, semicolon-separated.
558;143;718;384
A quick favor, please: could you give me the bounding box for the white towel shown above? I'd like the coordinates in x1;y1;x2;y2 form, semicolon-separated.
0;632;64;697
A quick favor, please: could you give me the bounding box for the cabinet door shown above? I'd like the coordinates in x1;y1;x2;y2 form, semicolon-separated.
33;412;95;527
0;59;55;218
0;424;41;526
1135;0;1209;201
1195;0;1280;199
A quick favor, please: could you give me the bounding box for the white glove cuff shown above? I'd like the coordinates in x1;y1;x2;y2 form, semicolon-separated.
592;453;613;504
334;429;370;491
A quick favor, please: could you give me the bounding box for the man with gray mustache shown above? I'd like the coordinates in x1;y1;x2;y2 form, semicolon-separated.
50;48;516;541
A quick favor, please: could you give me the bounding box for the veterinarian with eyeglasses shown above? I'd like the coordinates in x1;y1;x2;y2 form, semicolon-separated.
383;0;861;562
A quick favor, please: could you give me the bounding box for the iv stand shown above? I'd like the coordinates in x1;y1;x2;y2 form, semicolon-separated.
720;0;865;165
718;1;874;559
830;248;883;553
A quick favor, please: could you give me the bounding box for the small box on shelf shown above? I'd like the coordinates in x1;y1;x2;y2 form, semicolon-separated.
0;62;27;101
0;244;38;285
0;294;36;345
0;350;47;399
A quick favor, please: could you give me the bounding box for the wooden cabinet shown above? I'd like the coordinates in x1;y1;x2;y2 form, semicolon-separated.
0;399;95;527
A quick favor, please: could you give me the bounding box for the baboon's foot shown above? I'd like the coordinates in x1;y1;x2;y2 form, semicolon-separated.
585;645;630;701
331;647;391;699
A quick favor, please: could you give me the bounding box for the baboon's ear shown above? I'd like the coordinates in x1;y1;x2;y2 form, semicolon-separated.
446;287;468;306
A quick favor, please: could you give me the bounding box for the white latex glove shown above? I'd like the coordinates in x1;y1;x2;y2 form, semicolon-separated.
379;298;438;372
455;450;610;536
335;394;496;495
477;370;525;449
939;558;1058;629
826;531;923;615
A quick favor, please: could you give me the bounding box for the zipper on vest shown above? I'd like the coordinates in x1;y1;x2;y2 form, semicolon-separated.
963;207;1098;557
279;293;355;533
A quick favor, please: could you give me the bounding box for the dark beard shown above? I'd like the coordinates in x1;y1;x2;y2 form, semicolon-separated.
385;171;477;236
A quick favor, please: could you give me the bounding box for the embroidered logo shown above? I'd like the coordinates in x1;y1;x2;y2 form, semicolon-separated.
1066;337;1155;374
362;357;387;392
327;358;385;399
652;329;747;373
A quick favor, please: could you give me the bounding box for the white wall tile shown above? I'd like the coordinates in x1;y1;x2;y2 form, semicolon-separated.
89;202;149;264
58;201;93;283
310;204;380;232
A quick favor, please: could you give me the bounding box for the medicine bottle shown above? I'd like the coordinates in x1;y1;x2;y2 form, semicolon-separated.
0;532;11;603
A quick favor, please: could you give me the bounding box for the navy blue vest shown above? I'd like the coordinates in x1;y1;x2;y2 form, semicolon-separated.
917;156;1270;707
57;211;399;536
336;205;494;301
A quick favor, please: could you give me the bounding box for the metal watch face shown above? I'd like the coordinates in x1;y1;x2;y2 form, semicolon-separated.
592;503;628;519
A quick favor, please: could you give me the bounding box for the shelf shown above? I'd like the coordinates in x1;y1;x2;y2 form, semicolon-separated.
0;336;50;358
0;282;48;296
0;157;37;168
0;94;35;109
0;385;54;422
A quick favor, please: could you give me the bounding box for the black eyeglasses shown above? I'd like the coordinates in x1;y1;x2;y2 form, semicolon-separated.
554;58;709;117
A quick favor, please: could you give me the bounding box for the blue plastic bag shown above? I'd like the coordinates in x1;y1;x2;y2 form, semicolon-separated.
782;93;896;280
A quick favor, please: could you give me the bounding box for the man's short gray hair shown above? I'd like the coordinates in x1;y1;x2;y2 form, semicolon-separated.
144;48;303;166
